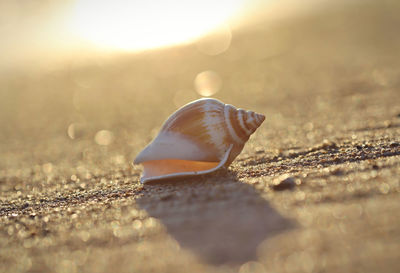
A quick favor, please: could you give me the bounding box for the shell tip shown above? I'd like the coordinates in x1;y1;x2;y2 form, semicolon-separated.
256;113;266;124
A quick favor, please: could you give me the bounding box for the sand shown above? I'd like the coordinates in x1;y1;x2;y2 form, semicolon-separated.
1;1;399;272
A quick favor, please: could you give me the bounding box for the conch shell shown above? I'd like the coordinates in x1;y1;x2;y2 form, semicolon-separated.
134;98;265;183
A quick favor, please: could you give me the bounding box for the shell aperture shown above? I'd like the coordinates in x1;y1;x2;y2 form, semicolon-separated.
134;98;265;183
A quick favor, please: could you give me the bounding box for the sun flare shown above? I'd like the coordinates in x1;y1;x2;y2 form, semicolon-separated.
68;0;245;51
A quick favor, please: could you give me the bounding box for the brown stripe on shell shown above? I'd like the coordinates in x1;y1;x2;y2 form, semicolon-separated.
228;106;250;143
254;113;265;126
242;111;255;133
164;102;206;135
162;100;221;160
247;111;259;129
238;109;252;132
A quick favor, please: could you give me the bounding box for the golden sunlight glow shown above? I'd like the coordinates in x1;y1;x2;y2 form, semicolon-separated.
68;0;245;51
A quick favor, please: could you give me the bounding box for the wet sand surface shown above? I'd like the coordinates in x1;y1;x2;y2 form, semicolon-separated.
1;1;400;272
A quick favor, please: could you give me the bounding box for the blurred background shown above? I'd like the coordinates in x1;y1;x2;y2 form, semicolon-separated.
1;1;400;273
0;0;399;168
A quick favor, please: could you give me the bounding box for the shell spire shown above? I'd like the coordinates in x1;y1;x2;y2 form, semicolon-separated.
134;98;265;183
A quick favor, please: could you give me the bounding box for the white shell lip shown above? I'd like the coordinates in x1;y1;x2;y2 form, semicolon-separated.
139;144;233;184
134;132;216;164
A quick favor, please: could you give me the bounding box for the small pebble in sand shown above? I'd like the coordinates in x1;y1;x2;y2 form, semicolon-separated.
271;175;298;191
390;142;399;148
320;139;338;150
330;167;345;176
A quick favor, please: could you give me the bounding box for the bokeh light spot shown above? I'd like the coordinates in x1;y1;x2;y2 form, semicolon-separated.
112;155;126;165
194;70;222;97
67;124;77;139
94;130;114;146
67;123;86;139
42;163;53;174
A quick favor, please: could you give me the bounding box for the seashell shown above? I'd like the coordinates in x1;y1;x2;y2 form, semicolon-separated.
134;98;265;183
